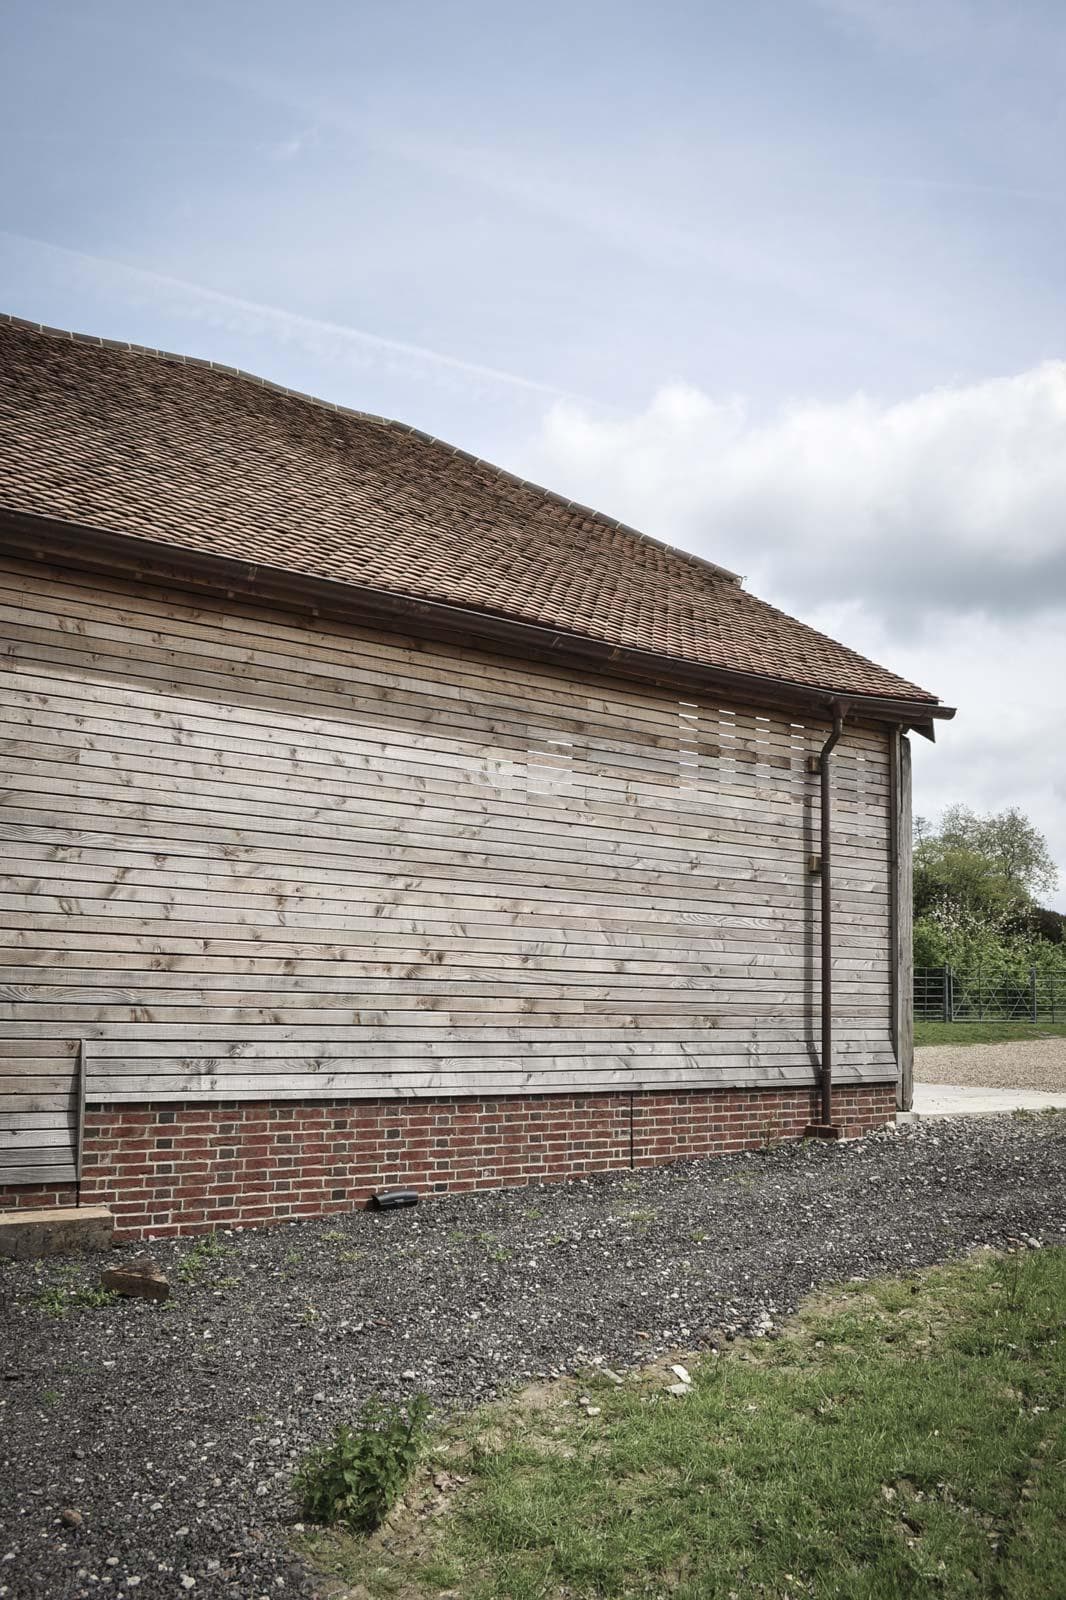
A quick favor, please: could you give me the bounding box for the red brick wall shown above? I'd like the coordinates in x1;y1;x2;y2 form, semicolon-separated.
0;1084;896;1239
0;1180;79;1211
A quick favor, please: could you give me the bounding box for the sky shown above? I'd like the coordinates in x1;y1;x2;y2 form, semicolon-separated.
2;0;1065;906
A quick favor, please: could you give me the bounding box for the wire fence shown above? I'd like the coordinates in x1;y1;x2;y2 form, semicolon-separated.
914;966;1063;1024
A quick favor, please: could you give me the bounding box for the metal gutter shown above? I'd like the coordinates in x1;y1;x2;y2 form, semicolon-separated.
0;511;957;733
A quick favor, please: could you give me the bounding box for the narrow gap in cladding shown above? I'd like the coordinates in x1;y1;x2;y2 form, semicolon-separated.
527;735;576;799
718;706;737;790
678;699;700;795
753;712;771;780
789;722;807;798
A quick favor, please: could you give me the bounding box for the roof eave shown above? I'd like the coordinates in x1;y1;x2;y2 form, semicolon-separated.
0;510;955;730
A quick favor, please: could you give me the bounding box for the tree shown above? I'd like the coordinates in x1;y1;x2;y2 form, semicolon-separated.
937;805;1057;900
913;805;1062;976
914;805;1058;923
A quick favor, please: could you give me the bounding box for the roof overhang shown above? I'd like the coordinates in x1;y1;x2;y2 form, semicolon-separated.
0;510;956;736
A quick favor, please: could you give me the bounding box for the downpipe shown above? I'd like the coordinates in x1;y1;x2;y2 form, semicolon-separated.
806;702;846;1137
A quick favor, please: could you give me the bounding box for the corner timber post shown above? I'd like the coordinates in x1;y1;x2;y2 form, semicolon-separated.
892;732;913;1111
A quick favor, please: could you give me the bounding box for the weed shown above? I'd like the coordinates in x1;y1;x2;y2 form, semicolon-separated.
40;1388;60;1406
176;1233;232;1284
294;1396;431;1533
478;1233;513;1262
32;1284;118;1316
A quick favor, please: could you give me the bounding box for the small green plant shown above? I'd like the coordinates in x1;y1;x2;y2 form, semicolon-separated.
176;1233;232;1283
32;1284;118;1316
294;1396;431;1533
477;1232;513;1262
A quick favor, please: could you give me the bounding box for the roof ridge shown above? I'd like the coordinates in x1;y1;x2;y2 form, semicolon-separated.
1;311;742;587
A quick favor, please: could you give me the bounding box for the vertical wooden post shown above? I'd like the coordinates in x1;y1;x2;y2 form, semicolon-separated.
891;731;913;1111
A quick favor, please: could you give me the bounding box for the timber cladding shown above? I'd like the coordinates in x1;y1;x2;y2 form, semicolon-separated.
0;1085;898;1239
0;554;897;1190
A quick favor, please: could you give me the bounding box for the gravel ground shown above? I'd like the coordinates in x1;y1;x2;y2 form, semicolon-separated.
916;1035;1066;1090
2;1115;1065;1600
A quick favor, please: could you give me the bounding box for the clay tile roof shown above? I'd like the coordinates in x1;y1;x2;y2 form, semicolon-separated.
0;315;940;705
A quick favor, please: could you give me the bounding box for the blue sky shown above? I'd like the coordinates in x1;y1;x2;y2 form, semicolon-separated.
3;0;1066;903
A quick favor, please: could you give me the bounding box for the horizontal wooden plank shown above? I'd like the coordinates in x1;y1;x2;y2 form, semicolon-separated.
86;1067;895;1103
0;559;896;1120
0;1161;77;1184
0;749;890;854
0;837;890;907
0;805;891;884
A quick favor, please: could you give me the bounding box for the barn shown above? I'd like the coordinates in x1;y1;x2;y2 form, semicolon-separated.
0;315;954;1240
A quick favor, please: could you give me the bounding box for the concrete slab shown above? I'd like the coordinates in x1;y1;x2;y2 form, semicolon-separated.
909;1083;1066;1119
0;1205;114;1260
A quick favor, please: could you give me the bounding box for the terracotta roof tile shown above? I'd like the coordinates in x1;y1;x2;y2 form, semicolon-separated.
0;315;940;705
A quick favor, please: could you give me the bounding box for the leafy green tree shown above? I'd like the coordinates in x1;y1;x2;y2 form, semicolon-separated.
938;805;1057;900
913;806;1063;977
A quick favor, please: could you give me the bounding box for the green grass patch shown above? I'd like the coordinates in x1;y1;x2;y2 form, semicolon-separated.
32;1284;118;1316
175;1232;233;1284
915;1020;1066;1047
303;1249;1066;1599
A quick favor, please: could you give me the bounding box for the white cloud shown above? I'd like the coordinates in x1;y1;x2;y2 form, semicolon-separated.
526;368;1066;905
534;367;1066;623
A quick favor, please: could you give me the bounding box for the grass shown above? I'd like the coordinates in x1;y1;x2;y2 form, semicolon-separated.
302;1249;1066;1600
175;1232;233;1284
32;1283;118;1316
915;1019;1066;1047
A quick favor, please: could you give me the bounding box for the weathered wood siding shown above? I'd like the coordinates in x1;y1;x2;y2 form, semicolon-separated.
0;555;897;1184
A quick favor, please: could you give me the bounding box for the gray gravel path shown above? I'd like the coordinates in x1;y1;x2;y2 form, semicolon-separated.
916;1035;1066;1090
2;1114;1065;1600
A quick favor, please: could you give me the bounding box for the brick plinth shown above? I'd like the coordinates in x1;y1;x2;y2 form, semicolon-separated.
0;1084;896;1240
0;1181;78;1211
